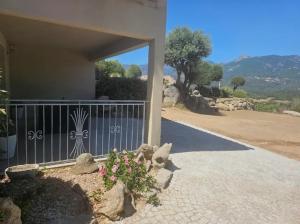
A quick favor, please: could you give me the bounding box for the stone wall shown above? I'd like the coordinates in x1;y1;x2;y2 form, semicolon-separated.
215;98;254;111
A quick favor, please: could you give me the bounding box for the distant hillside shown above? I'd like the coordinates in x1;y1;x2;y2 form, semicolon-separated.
222;55;300;99
124;55;300;99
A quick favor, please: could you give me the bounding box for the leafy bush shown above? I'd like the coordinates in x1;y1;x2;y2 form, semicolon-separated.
125;65;142;78
99;150;156;194
254;102;283;112
96;76;147;100
291;98;300;112
220;87;233;98
232;89;248;98
219;87;248;98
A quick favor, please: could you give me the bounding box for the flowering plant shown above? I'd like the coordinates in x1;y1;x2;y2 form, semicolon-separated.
99;150;156;195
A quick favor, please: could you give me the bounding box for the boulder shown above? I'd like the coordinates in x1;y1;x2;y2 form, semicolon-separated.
216;102;230;111
228;104;235;111
97;180;125;220
5;164;39;180
137;144;154;160
192;89;201;97
283;110;300;117
71;153;98;175
0;197;22;224
155;168;173;189
163;86;180;106
145;160;152;172
152;143;172;169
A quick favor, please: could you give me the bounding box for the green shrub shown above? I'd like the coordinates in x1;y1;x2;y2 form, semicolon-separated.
232;89;248;98
99;150;156;194
220;87;233;98
291;98;300;112
96;76;147;100
254;102;282;112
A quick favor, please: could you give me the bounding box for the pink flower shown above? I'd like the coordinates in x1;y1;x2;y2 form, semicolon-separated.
124;155;129;165
110;175;117;182
127;167;132;174
98;166;107;177
112;164;119;173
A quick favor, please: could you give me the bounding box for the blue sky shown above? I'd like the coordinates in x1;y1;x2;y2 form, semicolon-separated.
113;0;300;64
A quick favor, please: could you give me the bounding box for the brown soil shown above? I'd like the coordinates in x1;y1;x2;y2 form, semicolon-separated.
162;107;300;161
0;166;136;224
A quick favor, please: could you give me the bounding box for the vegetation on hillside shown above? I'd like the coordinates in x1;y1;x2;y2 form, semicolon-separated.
230;76;246;91
223;55;300;99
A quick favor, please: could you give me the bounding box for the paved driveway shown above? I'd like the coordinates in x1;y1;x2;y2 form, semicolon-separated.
120;119;300;224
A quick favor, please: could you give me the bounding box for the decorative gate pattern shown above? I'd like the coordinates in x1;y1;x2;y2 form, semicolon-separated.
69;108;89;158
0;100;146;168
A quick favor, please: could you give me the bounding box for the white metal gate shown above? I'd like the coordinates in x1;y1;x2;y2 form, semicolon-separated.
0;100;146;169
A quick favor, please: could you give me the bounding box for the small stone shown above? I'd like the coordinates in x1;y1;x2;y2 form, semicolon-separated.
96;180;125;221
0;197;22;224
163;86;180;106
71;153;98;175
145;160;152;172
152;143;172;169
155;168;173;189
137;144;154;160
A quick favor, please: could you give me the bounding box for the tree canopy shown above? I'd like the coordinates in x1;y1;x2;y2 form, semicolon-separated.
231;76;246;90
165;28;211;96
95;60;125;79
193;62;223;86
125;65;142;78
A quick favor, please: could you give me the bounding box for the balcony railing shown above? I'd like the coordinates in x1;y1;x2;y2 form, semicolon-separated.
0;100;146;169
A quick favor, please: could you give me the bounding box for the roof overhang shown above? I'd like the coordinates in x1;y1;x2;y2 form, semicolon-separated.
0;13;149;61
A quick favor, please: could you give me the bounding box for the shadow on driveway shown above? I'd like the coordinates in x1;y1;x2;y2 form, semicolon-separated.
161;118;253;153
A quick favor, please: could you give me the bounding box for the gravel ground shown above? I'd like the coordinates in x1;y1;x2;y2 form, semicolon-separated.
119;141;300;224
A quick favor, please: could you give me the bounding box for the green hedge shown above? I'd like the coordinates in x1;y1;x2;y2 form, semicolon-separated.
96;76;147;100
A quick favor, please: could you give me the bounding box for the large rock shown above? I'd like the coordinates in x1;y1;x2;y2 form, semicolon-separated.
155;168;173;189
283;110;300;117
0;197;22;224
152;143;172;169
5;164;39;180
97;180;125;221
137;144;154;160
216;102;230;111
163;86;180;106
71;153;98;175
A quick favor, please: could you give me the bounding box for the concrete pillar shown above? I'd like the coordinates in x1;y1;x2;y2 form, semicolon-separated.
146;38;165;146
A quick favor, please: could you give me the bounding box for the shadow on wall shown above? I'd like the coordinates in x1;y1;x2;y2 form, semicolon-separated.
161;118;253;153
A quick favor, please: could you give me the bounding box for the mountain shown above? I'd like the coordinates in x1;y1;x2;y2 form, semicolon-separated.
124;55;300;99
222;55;300;99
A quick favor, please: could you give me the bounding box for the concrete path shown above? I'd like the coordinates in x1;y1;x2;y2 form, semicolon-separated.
119;119;300;224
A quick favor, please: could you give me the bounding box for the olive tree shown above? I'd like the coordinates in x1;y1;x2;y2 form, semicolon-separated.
231;76;246;91
193;62;223;86
165;27;211;96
